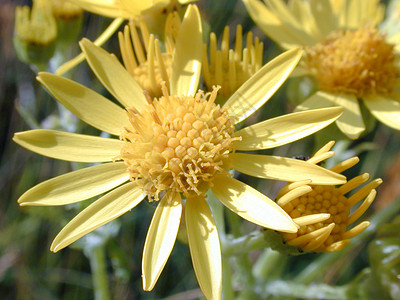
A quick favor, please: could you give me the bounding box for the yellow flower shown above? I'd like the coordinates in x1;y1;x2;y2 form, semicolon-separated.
68;0;194;18
13;5;346;299
14;0;57;46
50;0;83;20
55;0;194;75
202;25;263;99
276;141;382;252
243;0;400;139
118;12;179;97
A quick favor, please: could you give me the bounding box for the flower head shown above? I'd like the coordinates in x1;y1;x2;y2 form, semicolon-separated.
202;25;263;99
118;13;179;97
68;0;192;18
276;141;382;252
13;5;346;299
14;0;57;46
243;0;400;139
50;0;83;20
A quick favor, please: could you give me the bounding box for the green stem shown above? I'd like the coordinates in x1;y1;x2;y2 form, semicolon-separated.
222;257;235;300
295;197;400;284
223;231;266;256
89;246;111;300
253;249;287;281
263;280;348;299
15;103;40;129
225;208;242;237
206;191;226;242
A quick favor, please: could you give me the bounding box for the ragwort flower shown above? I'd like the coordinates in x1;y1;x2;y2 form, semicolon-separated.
13;5;346;299
243;0;400;139
56;0;193;75
118;12;180;97
68;0;194;18
276;141;382;252
202;25;263;99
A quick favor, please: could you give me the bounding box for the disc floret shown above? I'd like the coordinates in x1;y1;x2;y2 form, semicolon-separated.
120;84;239;200
305;26;399;98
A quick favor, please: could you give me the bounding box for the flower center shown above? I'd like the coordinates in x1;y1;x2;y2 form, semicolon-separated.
305;26;399;97
281;185;350;251
119;84;238;200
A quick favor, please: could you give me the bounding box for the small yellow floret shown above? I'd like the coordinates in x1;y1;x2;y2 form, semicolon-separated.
119;84;239;200
15;0;57;45
203;25;263;99
118;14;179;98
277;141;382;252
50;0;82;19
305;26;399;98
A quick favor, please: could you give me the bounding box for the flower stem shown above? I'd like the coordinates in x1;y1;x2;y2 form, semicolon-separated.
89;246;111;300
263;280;348;299
222;231;266;256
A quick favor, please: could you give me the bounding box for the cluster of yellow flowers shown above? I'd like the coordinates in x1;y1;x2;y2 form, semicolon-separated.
13;0;397;299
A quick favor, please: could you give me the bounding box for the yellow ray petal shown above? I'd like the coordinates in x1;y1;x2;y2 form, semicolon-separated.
186;197;222;300
69;0;130;18
142;191;182;291
51;181;145;252
224;47;303;124
334;93;365;139
296;91;365;139
342;221;370;240
348;178;382;206
37;73;128;136
212;175;298;233
277;185;313;206
79;38;148;111
13;130;123;162
347;189;376;225
293;213;331;226
232;153;346;185
287;223;335;246
120;0;169;14
303;222;334;251
324;239;350;252
56;18;125;76
170;5;202;96
18;162;129;206
265;0;317;45
242;0;304;48
234;107;343;150
308;0;338;39
363;95;400;130
295;91;336;112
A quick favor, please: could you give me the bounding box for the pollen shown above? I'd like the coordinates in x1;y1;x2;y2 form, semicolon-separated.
277;141;382;252
305;26;399;98
202;25;263;99
119;84;238;201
